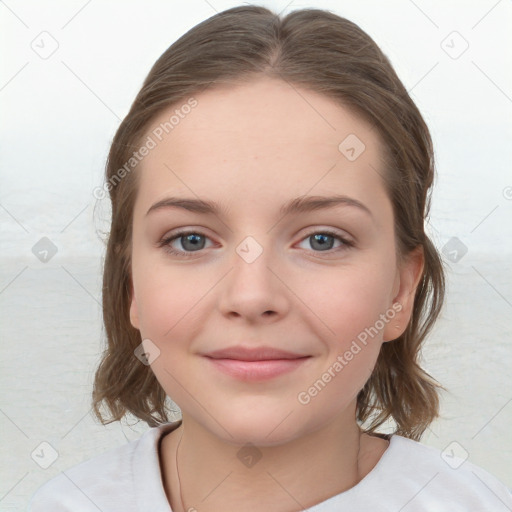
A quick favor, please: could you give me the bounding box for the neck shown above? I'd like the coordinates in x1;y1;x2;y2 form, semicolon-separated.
161;411;377;512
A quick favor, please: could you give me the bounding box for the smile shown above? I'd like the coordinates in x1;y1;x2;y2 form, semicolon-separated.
203;356;312;381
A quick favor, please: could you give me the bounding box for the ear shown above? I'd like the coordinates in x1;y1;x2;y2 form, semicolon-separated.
129;277;140;330
383;245;424;342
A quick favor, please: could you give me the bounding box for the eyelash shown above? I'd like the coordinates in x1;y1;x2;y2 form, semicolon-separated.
158;228;354;259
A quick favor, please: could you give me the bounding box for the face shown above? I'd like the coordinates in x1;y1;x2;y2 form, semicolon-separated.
129;76;423;446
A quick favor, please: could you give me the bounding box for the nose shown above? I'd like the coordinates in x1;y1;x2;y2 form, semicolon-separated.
217;237;291;323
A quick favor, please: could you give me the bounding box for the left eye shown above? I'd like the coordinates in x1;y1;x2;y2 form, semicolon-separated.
296;231;353;253
159;229;353;258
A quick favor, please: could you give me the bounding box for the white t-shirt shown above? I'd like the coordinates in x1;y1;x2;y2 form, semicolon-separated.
29;420;512;511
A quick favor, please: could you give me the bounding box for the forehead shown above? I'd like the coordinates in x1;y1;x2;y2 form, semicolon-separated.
135;77;390;220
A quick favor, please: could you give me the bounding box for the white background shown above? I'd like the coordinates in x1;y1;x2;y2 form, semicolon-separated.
1;0;511;510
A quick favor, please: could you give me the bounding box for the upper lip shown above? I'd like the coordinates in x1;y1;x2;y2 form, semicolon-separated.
203;346;309;361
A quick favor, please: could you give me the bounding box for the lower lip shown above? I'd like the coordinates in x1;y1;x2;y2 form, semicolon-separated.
204;357;310;381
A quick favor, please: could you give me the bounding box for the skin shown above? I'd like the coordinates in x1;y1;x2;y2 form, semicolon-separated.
129;76;424;512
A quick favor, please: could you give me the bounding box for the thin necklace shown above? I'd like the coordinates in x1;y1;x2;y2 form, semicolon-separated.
175;426;185;512
174;426;362;512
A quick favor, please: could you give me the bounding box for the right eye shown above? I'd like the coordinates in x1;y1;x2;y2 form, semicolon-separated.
158;230;214;258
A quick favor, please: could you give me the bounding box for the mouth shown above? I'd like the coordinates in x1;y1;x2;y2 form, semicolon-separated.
202;345;312;381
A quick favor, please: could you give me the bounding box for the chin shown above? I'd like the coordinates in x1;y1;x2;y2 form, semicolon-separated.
202;406;317;448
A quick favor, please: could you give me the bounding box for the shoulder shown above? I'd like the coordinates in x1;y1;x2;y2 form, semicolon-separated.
322;434;512;511
28;440;137;511
28;421;181;512
382;435;512;510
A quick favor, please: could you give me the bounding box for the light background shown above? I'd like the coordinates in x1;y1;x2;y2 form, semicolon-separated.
1;0;511;510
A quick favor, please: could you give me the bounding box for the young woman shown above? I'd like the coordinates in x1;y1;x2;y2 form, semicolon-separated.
30;5;512;511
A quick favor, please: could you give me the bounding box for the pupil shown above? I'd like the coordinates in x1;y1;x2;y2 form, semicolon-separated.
183;234;203;250
312;234;333;251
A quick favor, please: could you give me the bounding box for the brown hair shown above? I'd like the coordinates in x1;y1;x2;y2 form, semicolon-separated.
92;5;446;441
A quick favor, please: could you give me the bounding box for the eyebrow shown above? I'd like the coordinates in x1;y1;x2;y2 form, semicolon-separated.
146;194;373;219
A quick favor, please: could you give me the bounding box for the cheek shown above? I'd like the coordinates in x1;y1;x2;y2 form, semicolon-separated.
294;260;395;346
294;268;390;410
134;276;207;406
133;263;213;350
136;280;189;339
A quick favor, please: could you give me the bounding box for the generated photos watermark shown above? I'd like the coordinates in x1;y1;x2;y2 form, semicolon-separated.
93;97;198;200
297;302;403;405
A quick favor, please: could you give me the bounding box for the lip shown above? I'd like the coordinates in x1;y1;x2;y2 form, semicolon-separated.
204;345;308;361
202;345;311;381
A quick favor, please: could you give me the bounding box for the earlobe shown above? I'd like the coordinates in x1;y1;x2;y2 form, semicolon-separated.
129;279;140;329
383;246;424;342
